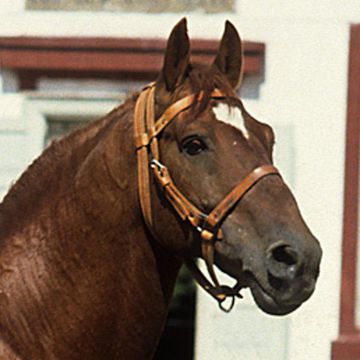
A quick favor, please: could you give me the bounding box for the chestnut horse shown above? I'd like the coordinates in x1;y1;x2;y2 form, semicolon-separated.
0;19;322;359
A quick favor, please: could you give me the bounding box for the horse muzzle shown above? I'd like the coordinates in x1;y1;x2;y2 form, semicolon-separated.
244;238;322;315
215;225;322;315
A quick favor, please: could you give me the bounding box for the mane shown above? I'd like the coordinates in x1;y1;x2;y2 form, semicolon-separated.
0;97;135;241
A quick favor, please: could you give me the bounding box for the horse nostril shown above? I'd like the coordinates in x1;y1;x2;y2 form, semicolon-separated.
266;242;300;282
271;244;298;266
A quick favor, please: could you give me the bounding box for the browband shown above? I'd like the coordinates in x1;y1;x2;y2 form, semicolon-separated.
134;83;280;311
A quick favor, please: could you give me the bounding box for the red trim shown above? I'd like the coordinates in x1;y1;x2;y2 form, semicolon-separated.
0;36;264;53
332;24;360;359
0;36;265;90
333;335;360;359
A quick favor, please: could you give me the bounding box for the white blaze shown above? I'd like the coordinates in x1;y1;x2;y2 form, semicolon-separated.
212;103;250;139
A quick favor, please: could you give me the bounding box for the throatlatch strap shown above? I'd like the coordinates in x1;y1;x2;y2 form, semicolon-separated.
134;89;153;229
146;86;159;161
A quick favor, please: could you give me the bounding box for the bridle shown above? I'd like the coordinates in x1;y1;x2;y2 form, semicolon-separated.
134;83;280;312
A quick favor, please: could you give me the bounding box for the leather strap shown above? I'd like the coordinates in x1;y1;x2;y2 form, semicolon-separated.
205;164;279;233
134;83;281;310
185;259;243;312
134;89;153;229
151;160;206;227
197;164;279;301
135;88;226;150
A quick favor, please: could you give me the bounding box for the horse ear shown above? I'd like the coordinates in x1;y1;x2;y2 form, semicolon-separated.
158;18;190;92
213;21;243;89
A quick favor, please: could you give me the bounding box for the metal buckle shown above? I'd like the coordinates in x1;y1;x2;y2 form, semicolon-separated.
195;213;208;233
150;159;168;180
150;159;165;171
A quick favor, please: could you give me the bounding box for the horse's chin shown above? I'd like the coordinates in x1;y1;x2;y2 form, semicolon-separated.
246;276;301;316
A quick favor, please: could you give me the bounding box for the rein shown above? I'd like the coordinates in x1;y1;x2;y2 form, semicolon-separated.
134;83;280;312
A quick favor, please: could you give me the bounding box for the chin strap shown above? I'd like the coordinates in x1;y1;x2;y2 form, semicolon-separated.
134;83;280;311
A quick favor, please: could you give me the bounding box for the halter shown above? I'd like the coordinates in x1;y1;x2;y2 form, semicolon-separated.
134;83;280;312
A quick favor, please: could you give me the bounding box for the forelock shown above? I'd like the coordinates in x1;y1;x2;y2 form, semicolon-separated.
187;64;235;115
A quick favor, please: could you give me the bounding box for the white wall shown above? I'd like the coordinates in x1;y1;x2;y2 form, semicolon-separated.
0;1;359;359
0;95;46;199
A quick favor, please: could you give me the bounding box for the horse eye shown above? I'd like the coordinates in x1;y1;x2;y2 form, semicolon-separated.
181;136;207;156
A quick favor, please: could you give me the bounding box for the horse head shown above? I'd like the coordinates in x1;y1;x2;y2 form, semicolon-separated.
136;18;322;315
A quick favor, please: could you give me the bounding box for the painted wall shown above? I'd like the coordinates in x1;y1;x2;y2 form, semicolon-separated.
1;1;359;359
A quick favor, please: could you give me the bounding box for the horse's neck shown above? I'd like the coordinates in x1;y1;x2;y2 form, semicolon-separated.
72;102;182;301
0;101;181;359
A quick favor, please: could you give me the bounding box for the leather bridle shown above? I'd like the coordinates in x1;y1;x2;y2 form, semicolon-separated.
134;83;280;311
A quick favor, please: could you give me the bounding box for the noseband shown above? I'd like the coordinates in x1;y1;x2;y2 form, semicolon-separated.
134;83;280;311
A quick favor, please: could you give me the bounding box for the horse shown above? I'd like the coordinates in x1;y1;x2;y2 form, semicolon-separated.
0;19;322;359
